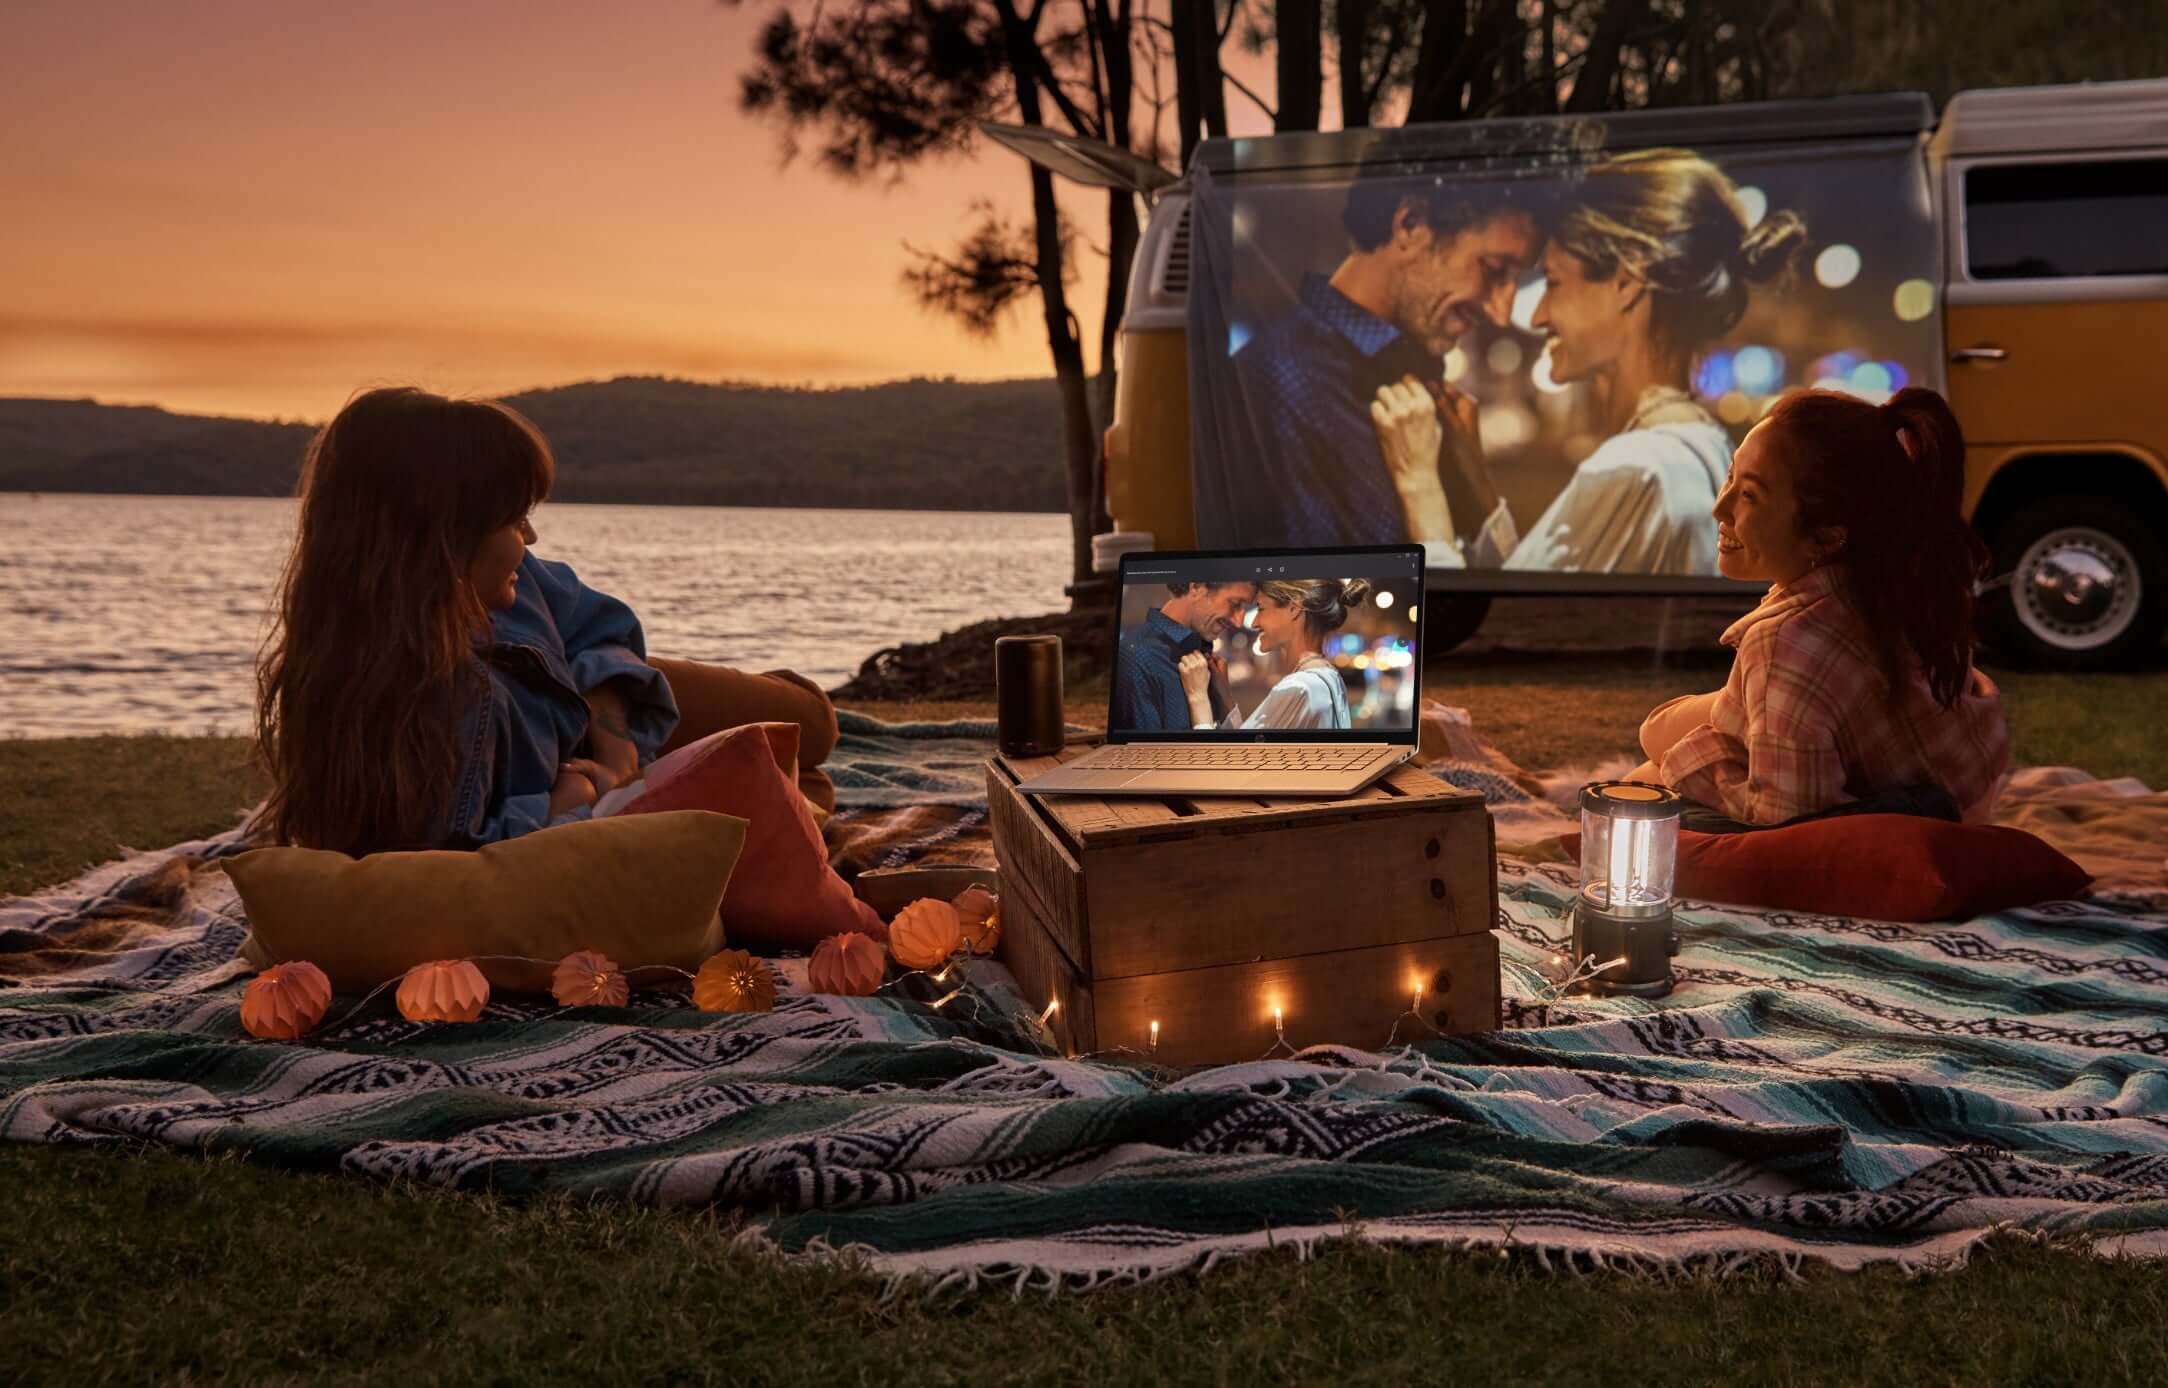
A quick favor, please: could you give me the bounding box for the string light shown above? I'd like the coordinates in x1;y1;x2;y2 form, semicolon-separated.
929;988;963;1010
1148;1019;1160;1054
1039;996;1060;1026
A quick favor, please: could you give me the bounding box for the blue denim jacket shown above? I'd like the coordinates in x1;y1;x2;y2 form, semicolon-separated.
444;554;680;846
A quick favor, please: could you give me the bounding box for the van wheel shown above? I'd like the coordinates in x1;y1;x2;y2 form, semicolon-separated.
1421;594;1491;658
1979;497;2168;670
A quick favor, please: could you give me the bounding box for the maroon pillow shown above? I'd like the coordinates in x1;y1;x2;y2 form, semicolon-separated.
1562;816;2092;921
620;723;886;950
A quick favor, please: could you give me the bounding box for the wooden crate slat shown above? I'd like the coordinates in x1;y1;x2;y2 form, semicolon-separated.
1085;812;1488;978
1090;932;1499;1068
984;765;1094;975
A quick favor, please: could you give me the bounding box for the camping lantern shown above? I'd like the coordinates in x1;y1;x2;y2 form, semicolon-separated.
1571;782;1683;997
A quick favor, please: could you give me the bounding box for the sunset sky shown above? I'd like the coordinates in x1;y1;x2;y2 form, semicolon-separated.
2;1;1279;421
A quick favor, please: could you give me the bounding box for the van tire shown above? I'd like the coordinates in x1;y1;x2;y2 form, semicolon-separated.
1421;594;1491;658
1978;496;2168;671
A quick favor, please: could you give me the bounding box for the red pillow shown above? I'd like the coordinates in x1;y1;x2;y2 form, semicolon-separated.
1562;816;2092;922
620;723;886;950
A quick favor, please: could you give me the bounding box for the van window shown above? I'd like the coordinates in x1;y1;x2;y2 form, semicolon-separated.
1964;157;2168;281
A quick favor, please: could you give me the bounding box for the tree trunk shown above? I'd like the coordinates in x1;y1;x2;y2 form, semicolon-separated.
1092;0;1137;535
1276;0;1323;131
996;0;1099;592
1170;0;1205;166
1192;0;1228;137
1337;0;1376;128
1566;0;1646;112
1406;0;1467;123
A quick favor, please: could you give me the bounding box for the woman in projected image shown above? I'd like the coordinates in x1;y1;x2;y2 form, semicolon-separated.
1372;149;1805;575
1174;578;1371;730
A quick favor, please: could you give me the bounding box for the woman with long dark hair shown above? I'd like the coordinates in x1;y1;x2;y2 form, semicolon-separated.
1635;386;2010;826
253;386;836;856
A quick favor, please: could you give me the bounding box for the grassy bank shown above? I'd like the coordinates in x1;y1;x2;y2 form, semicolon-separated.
4;662;2165;1383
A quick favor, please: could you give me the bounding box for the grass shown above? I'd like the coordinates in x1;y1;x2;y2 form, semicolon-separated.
4;657;2166;1383
5;1140;2166;1387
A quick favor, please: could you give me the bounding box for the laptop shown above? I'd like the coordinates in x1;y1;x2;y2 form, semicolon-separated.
1016;544;1425;798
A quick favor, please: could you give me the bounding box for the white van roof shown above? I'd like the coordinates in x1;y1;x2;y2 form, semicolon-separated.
1194;93;1932;179
1932;78;2168;158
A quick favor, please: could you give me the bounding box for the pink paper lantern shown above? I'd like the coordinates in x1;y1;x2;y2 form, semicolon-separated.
550;950;629;1008
240;961;332;1040
807;932;885;997
396;960;491;1023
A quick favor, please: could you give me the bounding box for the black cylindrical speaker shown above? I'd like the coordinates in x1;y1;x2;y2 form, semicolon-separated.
995;634;1065;759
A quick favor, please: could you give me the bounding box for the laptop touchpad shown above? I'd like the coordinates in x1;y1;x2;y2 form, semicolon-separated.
1123;771;1265;792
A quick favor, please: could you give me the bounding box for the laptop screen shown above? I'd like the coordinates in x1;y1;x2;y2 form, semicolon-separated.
1109;546;1425;742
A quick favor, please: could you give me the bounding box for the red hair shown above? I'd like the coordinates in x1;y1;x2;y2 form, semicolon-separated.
1757;386;1985;708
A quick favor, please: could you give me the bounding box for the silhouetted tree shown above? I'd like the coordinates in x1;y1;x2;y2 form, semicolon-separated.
734;0;1144;590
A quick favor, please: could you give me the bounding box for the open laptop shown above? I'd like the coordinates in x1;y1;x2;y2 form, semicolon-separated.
1016;544;1425;798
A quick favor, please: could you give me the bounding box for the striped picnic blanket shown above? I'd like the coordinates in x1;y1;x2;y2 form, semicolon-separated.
4;716;2167;1290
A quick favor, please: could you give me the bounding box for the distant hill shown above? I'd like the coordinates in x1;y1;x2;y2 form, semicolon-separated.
0;375;1073;512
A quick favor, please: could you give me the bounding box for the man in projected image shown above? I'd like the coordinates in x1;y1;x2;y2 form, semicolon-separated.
1372;149;1805;574
1110;579;1258;732
1209;172;1544;549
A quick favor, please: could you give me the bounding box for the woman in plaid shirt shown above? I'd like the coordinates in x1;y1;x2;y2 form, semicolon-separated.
1633;386;2009;826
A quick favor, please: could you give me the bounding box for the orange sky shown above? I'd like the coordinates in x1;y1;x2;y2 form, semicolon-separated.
0;1;1284;422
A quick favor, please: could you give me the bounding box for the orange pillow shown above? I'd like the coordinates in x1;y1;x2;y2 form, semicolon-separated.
1564;815;2092;921
620;723;886;950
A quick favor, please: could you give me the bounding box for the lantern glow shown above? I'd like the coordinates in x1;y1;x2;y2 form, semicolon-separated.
1570;781;1684;997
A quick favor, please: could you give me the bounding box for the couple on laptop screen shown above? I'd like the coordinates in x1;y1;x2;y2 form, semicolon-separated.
1018;546;1423;797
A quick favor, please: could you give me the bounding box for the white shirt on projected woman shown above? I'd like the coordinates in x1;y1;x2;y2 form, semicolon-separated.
1194;656;1352;731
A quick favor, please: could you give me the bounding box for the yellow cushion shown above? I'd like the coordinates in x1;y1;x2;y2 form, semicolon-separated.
227;810;747;994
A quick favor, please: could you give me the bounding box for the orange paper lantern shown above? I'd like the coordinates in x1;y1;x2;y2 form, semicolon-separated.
551;950;629;1008
953;884;1001;956
693;948;776;1013
807;931;885;996
240;960;332;1040
888;898;963;971
395;960;490;1023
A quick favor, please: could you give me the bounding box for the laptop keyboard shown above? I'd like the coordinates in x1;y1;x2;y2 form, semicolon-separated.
1086;745;1385;771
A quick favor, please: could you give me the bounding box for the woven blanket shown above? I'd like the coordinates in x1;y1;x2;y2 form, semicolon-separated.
5;716;2168;1291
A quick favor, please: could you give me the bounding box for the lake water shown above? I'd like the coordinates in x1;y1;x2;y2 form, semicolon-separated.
0;495;1073;738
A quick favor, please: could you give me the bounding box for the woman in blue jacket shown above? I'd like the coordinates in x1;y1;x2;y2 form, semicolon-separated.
252;386;830;856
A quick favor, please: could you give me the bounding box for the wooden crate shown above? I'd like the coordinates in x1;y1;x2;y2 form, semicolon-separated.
987;746;1500;1068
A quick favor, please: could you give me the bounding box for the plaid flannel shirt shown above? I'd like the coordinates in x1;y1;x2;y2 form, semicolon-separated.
1659;564;2010;825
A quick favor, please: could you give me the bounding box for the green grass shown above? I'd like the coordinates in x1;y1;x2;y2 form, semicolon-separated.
4;666;2165;1384
5;1142;2165;1387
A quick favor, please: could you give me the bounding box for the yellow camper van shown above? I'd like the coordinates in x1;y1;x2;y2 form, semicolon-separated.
993;78;2168;669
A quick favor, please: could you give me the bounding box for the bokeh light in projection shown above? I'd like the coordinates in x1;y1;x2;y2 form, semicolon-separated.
1511;278;1545;331
1478;403;1536;450
1693;351;1735;399
1893;279;1936;321
1815;244;1863;289
1443;346;1471;383
1376;591;1396;609
1732;346;1785;394
1735;186;1768;228
1486;336;1524;374
1849;360;1894;400
1717;391;1755;425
